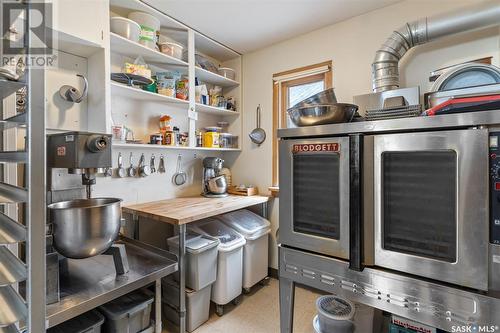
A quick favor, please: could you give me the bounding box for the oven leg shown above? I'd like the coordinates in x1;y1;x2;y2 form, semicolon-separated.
155;279;162;333
279;277;295;333
177;224;187;333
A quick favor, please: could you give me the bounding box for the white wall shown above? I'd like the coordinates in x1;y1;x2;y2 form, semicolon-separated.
230;0;500;269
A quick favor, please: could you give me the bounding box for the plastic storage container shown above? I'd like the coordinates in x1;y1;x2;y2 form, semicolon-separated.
191;218;246;307
48;310;104;333
313;295;355;333
167;231;219;291
98;289;154;333
218;209;271;291
217;67;236;81
162;278;212;332
158;42;184;60
110;17;141;43
127;12;160;49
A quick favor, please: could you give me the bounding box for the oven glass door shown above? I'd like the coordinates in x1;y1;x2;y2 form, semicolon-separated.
279;137;350;259
373;128;488;290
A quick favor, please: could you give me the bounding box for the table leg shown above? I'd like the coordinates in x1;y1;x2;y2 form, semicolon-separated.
178;224;187;333
279;277;295;333
262;202;269;219
133;213;139;240
155;279;162;333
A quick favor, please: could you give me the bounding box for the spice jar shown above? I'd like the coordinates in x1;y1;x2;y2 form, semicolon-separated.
196;130;203;147
163;130;175;146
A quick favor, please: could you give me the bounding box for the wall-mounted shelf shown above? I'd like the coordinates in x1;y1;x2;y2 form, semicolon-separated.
110;33;188;68
195;103;239;116
195;67;239;87
111;82;189;106
113;142;241;152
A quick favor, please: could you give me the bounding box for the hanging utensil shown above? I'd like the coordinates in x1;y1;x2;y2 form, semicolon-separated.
158;155;166;173
150;154;156;173
127;152;137;177
249;104;266;146
172;154;187;186
116;152;126;178
59;74;88;103
104;167;112;177
138;153;151;177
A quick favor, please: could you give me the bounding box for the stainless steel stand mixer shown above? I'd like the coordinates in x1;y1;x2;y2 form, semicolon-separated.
201;157;228;198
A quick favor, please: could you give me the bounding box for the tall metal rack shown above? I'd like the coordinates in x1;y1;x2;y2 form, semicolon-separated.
0;0;46;331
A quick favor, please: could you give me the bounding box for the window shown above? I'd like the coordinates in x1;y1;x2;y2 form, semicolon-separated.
271;61;332;192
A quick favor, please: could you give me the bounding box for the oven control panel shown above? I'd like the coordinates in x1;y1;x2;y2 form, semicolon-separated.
489;132;500;244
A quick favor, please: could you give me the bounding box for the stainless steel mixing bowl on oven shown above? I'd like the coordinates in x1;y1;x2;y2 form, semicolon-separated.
47;198;122;259
287;103;358;127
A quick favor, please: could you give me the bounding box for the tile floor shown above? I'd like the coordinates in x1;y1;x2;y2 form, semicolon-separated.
163;278;322;333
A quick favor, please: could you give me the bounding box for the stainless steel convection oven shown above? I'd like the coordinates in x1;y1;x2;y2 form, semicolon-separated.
278;111;500;332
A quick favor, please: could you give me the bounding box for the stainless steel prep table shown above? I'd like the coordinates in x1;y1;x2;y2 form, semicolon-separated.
46;237;178;331
123;195;270;333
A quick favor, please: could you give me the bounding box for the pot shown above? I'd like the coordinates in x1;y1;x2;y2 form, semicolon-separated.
48;198;122;259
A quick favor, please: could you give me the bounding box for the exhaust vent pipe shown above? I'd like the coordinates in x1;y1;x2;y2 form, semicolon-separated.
372;0;500;93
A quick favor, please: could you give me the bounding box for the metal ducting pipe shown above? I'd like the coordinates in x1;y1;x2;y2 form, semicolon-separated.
371;0;500;93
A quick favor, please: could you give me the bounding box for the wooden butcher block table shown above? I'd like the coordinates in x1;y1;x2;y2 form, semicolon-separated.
123;195;270;333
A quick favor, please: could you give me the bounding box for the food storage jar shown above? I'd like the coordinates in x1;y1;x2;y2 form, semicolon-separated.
219;133;233;148
217;67;236;81
159;42;184;60
203;127;221;148
128;11;160;49
110;17;141;43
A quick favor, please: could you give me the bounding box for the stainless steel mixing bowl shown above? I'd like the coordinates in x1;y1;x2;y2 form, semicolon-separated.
48;198;122;259
290;88;337;109
287;103;358;127
208;175;228;194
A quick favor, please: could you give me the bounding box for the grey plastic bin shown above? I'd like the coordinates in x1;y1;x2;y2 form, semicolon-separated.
48;310;104;333
98;289;154;333
162;278;212;332
167;230;219;291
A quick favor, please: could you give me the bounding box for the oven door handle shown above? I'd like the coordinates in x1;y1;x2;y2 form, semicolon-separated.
349;134;364;271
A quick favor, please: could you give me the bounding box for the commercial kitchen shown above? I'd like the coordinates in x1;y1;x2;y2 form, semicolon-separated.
1;0;500;332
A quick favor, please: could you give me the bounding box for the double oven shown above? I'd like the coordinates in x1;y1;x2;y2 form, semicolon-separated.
280;127;500;291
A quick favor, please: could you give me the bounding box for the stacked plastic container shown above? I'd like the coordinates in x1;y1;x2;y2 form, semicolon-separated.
191;218;246;316
218;209;271;292
165;231;219;332
47;310;105;333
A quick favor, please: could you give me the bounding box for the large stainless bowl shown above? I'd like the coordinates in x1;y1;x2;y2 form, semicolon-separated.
48;198;122;259
208;175;228;194
287;103;358;127
290;88;337;109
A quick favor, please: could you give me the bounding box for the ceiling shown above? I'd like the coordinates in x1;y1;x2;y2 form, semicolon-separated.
145;0;401;54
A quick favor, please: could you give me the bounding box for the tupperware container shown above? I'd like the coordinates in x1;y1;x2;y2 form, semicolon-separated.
48;310;104;333
158;42;184;60
167;231;219;291
314;295;355;333
162;278;212;332
110;17;141;43
218;209;271;289
217;67;236;81
128;12;160;49
98;289;154;333
190;218;246;305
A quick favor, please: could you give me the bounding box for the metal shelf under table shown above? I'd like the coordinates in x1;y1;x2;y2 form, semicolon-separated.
46;237;178;329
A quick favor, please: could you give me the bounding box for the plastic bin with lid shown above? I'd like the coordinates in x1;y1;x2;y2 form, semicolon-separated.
162;277;212;332
48;310;104;333
190;218;246;306
167;230;219;291
218;209;271;290
98;289;154;333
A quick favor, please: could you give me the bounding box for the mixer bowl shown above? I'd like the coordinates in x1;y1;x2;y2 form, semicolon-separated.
208;175;228;194
48;198;122;259
287;103;358;127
